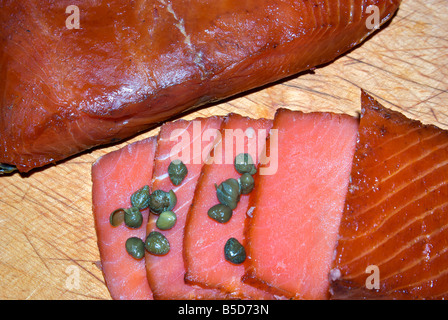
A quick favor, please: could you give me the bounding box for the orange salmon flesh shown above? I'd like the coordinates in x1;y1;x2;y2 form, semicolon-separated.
91;92;448;300
183;114;275;299
92;137;157;300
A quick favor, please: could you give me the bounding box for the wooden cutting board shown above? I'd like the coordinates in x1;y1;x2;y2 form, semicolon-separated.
1;0;447;299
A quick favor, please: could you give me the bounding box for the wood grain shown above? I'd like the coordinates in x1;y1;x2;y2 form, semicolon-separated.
1;0;447;299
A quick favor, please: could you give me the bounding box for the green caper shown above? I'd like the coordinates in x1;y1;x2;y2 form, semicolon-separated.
238;173;255;194
224;238;246;264
208;204;233;223
168;160;188;186
125;237;145;260
149;189;177;214
0;163;17;174
215;178;240;210
130;185;150;210
145;231;170;255
156;211;177;230
124;206;143;228
234;153;257;175
109;208;126;227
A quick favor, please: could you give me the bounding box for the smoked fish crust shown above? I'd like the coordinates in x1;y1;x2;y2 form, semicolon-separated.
1;0;400;172
330;91;448;300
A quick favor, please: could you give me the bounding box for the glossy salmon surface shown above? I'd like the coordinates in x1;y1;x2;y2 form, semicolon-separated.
330;92;448;300
145;116;228;299
91;137;157;300
0;0;401;172
183;114;274;299
243;109;358;299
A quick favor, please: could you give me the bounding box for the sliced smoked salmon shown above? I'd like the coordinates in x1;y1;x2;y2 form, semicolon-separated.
243;109;358;299
92;137;157;300
183;114;275;299
1;0;401;173
145;116;228;299
330;91;448;300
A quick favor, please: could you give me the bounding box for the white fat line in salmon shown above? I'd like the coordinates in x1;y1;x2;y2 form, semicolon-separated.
168;120;279;175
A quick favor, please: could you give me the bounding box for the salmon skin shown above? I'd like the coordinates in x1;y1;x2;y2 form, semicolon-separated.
183;114;275;299
243;109;358;299
91;137;157;300
0;0;401;173
330;91;448;300
145;116;228;299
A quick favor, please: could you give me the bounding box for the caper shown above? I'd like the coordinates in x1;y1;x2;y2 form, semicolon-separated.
109;208;126;227
124;206;143;228
224;238;246;264
145;231;170;255
0;163;17;174
239;173;255;194
156;210;177;230
125;237;145;260
234;153;257;175
168;160;188;186
215;178;240;210
149;189;177;214
208;204;233;223
131;185;150;210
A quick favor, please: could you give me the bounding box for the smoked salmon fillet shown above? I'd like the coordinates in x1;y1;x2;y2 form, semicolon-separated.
0;0;401;173
183;114;275;299
330;91;448;300
91;137;157;300
243;109;358;299
145;116;228;299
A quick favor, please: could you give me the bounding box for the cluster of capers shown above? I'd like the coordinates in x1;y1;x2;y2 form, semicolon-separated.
207;153;257;264
110;159;188;260
109;185;151;230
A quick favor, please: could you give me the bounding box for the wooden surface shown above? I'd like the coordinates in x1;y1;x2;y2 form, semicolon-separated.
1;0;447;299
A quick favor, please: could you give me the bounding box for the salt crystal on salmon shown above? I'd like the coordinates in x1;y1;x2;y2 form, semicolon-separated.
330;91;448;300
145;116;228;299
183;114;275;299
92;137;157;300
243;108;358;299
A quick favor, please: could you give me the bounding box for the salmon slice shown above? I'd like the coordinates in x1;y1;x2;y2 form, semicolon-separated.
243;109;358;299
1;0;401;173
330;91;448;300
183;114;274;299
145;116;228;299
92;137;157;300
